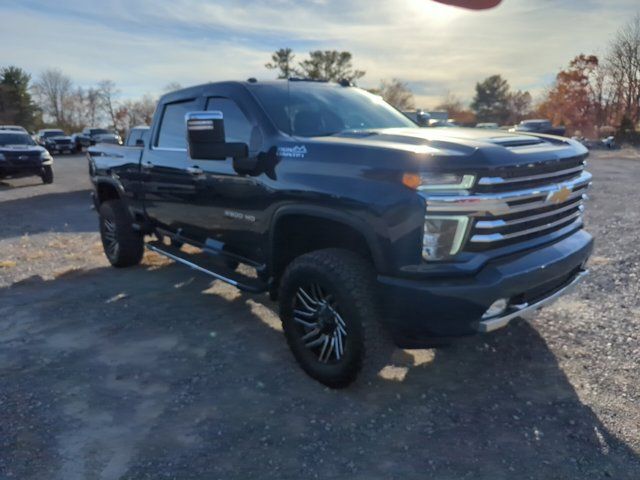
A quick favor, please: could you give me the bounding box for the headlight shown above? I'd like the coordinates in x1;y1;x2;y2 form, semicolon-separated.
40;151;53;161
422;215;470;261
403;172;475;193
0;153;5;161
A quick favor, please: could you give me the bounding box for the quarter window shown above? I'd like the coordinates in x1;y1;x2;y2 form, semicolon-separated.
156;99;199;149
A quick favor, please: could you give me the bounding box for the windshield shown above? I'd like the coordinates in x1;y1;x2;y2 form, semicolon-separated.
0;133;36;146
91;129;110;135
43;130;65;137
249;82;416;137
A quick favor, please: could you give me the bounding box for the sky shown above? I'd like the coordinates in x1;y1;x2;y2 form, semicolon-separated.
1;0;638;108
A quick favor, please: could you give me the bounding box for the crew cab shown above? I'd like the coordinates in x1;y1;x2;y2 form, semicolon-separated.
88;80;593;387
0;130;54;183
36;129;74;154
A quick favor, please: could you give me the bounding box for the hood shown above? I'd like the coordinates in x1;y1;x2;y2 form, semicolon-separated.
45;135;72;141
0;145;45;153
298;127;587;171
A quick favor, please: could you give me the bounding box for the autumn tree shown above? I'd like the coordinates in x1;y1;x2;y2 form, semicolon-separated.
0;66;39;129
537;54;601;136
265;48;297;79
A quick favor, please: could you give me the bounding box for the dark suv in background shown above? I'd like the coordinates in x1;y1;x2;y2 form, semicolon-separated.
36;129;74;154
511;119;566;136
0;130;54;183
74;128;122;151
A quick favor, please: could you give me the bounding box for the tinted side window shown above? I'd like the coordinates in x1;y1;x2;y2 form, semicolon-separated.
205;97;252;144
156;99;198;149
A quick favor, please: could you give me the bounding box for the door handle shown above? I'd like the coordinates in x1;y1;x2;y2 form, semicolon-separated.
186;166;204;175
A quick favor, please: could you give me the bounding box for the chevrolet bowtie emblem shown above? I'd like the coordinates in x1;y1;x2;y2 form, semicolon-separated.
547;186;571;204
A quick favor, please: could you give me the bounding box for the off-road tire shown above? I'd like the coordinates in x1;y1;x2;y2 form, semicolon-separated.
41;165;54;184
99;200;144;268
279;248;388;388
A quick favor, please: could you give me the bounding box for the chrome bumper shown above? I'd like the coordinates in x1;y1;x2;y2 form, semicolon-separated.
475;269;589;333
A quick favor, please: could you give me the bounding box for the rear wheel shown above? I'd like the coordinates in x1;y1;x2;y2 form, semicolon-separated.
99;200;144;267
279;249;386;388
41;165;53;184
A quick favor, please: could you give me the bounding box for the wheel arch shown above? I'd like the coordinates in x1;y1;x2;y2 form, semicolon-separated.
268;205;387;280
94;178;124;205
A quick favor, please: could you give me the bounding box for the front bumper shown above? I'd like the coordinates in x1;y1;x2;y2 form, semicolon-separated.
377;229;593;347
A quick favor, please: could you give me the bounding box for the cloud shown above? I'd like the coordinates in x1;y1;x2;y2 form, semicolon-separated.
2;0;638;108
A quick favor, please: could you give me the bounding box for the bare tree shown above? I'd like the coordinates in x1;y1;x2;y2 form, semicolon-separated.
375;79;415;110
32;69;73;126
85;87;101;126
118;94;157;132
98;80;119;129
606;14;640;126
163;82;182;93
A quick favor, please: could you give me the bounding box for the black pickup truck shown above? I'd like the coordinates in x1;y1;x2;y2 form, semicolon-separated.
88;80;593;387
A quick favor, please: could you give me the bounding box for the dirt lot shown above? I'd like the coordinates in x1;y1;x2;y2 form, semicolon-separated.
1;150;639;479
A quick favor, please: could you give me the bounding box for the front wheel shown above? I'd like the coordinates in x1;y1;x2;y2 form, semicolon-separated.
41;165;53;184
99;200;144;267
279;249;386;388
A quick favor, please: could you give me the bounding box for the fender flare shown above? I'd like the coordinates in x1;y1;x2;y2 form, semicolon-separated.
267;204;387;273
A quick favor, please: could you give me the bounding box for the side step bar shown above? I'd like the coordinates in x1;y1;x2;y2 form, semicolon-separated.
146;241;267;293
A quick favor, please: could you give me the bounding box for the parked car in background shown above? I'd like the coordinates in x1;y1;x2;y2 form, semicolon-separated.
476;122;499;129
0;130;54;183
75;128;123;150
36;129;75;154
510;119;566;136
125;125;150;146
0;125;28;133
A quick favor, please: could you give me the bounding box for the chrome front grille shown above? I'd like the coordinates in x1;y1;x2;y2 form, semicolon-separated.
424;161;591;252
475;156;586;192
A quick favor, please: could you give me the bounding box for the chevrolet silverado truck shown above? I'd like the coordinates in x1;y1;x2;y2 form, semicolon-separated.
88;80;593;388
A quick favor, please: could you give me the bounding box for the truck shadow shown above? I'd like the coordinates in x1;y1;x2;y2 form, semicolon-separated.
1;262;638;479
0;189;95;240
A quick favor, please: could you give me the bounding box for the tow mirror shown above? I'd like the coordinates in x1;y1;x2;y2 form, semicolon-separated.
185;111;248;160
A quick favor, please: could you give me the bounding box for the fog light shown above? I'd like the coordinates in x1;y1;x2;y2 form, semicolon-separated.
482;298;508;319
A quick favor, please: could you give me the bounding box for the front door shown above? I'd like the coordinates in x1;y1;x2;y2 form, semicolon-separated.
183;96;268;261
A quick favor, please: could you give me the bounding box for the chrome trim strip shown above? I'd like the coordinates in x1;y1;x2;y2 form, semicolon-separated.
475;202;584;229
425;171;592;216
478;165;584;186
470;214;583;243
476;270;589;333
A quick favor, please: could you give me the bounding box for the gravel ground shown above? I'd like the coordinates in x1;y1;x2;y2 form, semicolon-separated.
0;151;639;479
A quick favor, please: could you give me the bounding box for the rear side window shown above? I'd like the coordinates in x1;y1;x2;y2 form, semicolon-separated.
156;99;198;149
205;97;252;144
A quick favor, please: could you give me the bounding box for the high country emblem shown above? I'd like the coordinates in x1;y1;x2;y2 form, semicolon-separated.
546;186;571;204
277;145;307;159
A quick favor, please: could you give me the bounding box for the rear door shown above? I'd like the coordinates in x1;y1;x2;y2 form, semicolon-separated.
142;97;203;234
